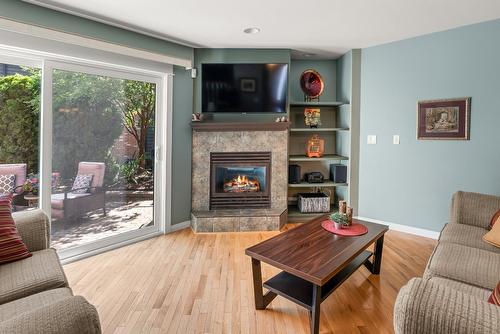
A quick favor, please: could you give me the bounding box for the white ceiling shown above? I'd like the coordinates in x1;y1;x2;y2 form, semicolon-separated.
26;0;500;59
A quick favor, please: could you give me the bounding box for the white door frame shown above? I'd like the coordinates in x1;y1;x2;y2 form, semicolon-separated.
42;60;170;261
0;48;173;262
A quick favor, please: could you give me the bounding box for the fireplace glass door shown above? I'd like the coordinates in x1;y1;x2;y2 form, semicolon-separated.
210;152;271;209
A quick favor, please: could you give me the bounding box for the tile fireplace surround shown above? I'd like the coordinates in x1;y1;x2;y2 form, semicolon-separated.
191;122;289;232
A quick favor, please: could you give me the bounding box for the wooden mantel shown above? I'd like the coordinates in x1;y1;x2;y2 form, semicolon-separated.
191;121;290;132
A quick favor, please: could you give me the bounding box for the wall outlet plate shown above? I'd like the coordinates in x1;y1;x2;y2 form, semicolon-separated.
367;135;377;145
393;135;400;145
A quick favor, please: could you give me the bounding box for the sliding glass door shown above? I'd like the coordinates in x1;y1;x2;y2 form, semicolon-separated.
41;61;166;259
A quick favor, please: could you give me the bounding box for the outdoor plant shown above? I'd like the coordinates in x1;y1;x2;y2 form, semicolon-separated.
118;157;141;185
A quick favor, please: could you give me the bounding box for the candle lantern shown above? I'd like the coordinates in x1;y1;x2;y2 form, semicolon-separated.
346;207;353;225
306;134;325;158
338;200;347;214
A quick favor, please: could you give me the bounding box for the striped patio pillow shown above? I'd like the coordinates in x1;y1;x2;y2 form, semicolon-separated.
0;197;32;264
488;281;500;306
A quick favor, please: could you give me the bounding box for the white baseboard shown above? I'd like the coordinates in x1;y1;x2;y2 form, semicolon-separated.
170;220;191;232
355;216;440;240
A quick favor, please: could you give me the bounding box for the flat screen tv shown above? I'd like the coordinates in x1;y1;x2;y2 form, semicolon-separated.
202;63;288;113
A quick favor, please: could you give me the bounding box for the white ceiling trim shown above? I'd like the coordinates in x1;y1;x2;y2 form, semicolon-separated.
0;17;192;68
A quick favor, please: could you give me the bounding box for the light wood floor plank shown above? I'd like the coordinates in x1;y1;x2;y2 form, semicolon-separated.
64;226;436;334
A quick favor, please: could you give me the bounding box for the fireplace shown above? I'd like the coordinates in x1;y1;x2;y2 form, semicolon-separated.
210;152;271;209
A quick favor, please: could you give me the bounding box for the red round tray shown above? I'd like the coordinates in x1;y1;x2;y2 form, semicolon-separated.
321;220;368;236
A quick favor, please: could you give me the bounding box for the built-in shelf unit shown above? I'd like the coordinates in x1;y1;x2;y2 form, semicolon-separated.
287;54;360;222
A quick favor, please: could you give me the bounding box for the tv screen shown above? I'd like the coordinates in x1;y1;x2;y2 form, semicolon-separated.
202;63;288;113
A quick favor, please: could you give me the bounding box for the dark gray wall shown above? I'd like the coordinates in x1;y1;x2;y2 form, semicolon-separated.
359;19;500;231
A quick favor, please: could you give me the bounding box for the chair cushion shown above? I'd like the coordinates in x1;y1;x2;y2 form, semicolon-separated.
424;242;500;290
483;221;500;249
429;277;491;300
0;164;26;194
0;248;68;304
51;193;90;210
440;223;500;253
0;174;15;194
0;198;31;265
78;162;105;192
0;288;72;321
71;174;93;194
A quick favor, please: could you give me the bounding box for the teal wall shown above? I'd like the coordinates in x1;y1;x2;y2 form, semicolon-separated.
359;19;500;231
0;0;193;62
172;66;193;224
289;60;337;102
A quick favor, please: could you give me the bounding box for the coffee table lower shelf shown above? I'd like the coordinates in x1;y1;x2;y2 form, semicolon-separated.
263;250;373;310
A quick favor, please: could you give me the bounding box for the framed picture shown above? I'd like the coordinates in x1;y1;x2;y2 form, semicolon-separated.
240;78;256;92
417;97;471;140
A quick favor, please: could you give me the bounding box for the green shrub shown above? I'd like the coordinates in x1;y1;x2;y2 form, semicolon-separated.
0;74;39;173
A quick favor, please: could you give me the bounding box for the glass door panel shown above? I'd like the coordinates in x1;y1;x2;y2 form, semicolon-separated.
49;67;157;251
0;62;41;211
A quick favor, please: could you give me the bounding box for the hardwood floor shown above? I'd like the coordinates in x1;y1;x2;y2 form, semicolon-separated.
64;225;436;334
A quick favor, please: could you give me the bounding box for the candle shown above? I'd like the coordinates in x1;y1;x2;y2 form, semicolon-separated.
346;207;353;225
339;200;347;214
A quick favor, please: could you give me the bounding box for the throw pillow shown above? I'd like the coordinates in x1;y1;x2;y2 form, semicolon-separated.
71;174;93;194
0;197;32;264
0;174;16;194
488;281;499;306
490;209;500;230
483;220;500;248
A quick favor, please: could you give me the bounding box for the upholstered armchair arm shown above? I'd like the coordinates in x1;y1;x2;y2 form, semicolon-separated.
0;296;101;334
394;278;500;334
12;209;50;252
450;191;500;229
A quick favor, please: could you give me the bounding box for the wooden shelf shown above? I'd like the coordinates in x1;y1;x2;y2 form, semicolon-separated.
288;181;348;188
289;154;348;162
263;250;373;309
289;127;349;132
289;101;348;107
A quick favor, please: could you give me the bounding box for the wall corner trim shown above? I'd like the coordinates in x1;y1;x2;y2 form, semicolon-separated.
355;216;440;240
170;220;191;232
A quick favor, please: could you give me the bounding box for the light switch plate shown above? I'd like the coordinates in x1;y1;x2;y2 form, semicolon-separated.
393;135;400;145
367;135;377;145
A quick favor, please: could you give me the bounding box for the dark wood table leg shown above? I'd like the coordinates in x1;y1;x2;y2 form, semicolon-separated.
363;235;385;274
310;284;321;334
251;258;277;310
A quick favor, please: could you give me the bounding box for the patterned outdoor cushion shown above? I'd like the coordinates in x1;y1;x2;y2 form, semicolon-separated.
0;174;15;194
488;281;500;306
0;197;32;264
71;174;93;194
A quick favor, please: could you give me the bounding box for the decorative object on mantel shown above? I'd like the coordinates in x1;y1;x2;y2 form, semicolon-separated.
417;97;471;140
297;192;330;213
275;116;288;122
304;108;321;127
306;134;325;158
300;69;324;102
192;112;202;122
321;219;368;236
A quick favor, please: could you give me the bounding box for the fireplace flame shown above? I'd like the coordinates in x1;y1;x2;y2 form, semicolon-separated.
224;175;260;193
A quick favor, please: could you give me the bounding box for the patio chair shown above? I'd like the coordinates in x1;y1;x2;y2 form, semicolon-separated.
0;163;27;207
51;162;106;220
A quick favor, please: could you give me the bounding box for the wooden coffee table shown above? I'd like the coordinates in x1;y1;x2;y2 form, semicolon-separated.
245;217;388;334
